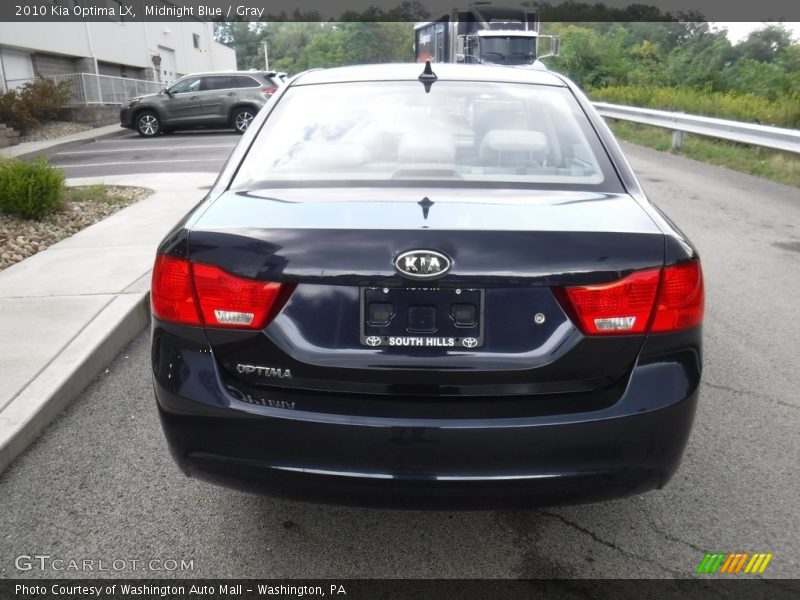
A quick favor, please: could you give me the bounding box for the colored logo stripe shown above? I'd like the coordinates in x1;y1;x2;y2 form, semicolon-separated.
720;553;748;573
697;553;726;574
697;553;773;574
745;553;773;574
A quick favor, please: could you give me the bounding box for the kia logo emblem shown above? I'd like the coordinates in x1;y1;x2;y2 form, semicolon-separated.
394;249;451;280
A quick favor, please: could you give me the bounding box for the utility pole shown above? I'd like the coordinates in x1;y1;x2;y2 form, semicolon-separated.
262;41;269;71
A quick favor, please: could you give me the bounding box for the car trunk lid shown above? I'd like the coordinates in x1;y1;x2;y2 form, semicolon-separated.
187;187;664;396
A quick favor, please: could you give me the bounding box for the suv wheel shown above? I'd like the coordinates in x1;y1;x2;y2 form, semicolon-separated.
233;107;256;134
136;111;161;137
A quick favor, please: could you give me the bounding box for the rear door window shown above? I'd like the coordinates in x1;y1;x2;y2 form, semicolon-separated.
201;76;236;91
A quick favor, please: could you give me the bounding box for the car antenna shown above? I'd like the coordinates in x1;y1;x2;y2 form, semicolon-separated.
418;60;438;93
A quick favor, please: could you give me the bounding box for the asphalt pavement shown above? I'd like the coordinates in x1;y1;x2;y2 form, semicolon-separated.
45;130;239;177
0;143;798;579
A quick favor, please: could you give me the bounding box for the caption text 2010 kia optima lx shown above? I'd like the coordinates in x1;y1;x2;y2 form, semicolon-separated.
150;63;703;509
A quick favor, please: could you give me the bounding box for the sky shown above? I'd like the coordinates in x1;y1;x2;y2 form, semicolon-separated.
709;22;799;43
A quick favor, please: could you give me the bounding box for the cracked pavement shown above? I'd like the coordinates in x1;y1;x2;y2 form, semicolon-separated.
0;144;798;579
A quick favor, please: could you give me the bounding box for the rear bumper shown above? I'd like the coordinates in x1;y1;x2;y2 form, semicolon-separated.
157;398;696;509
120;107;134;129
153;328;701;509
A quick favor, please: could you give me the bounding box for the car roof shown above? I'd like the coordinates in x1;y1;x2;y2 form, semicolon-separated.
179;71;277;78
292;63;567;87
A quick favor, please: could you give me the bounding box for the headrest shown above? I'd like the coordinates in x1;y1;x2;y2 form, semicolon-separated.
398;130;455;164
479;130;547;161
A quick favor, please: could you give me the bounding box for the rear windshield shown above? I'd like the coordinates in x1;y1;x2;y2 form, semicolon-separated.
232;81;620;190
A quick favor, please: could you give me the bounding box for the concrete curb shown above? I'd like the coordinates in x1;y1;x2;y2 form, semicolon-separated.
1;125;129;160
0;171;216;476
0;293;150;474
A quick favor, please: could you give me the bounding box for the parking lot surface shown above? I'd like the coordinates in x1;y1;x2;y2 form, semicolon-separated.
47;130;238;177
0;143;798;579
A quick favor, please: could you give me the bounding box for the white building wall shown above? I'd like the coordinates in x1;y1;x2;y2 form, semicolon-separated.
0;21;236;83
0;22;92;57
86;22;158;72
144;22;235;80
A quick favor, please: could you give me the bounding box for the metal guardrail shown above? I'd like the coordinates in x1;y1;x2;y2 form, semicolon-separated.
6;73;163;106
593;102;800;155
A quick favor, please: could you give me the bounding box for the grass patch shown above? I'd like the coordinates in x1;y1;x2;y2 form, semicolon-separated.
608;120;800;188
62;184;132;205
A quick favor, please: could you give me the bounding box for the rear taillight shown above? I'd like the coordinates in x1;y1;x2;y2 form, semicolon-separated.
556;261;703;336
151;255;201;326
192;263;293;329
151;255;294;330
262;87;277;95
557;268;661;335
650;261;704;332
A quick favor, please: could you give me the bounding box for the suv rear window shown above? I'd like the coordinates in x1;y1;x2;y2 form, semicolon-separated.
236;76;261;88
232;81;620;189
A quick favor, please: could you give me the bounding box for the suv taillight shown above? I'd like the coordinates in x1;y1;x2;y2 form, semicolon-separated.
556;261;703;335
262;87;277;95
151;254;294;329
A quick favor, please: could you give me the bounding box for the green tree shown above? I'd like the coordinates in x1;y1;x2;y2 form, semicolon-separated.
339;22;413;65
550;25;632;87
663;25;733;89
302;25;347;68
735;24;795;63
721;59;786;100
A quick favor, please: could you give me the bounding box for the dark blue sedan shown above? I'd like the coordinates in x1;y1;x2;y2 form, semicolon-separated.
150;63;704;508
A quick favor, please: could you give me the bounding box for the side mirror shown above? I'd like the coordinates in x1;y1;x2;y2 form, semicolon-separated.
162;88;173;97
538;35;561;59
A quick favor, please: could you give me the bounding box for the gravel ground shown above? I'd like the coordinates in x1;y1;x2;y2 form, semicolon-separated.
0;185;151;270
20;120;92;143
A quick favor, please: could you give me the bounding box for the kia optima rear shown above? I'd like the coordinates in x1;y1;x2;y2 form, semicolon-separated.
150;64;703;508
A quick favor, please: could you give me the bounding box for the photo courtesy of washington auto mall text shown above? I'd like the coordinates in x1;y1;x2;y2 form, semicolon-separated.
14;583;348;597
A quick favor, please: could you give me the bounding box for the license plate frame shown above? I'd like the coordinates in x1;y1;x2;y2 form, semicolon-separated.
359;287;485;349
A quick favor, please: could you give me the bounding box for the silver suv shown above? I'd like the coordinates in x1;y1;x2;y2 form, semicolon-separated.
120;71;284;137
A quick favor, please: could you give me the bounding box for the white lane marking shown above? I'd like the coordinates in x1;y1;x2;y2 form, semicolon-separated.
58;158;225;168
57;144;236;155
105;135;235;142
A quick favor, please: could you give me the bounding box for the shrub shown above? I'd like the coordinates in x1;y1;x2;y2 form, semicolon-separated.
0;89;37;134
19;77;72;121
0;159;65;219
588;85;800;128
0;77;71;134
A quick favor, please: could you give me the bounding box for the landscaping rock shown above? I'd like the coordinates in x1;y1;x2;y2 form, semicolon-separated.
20;121;93;143
0;185;151;271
